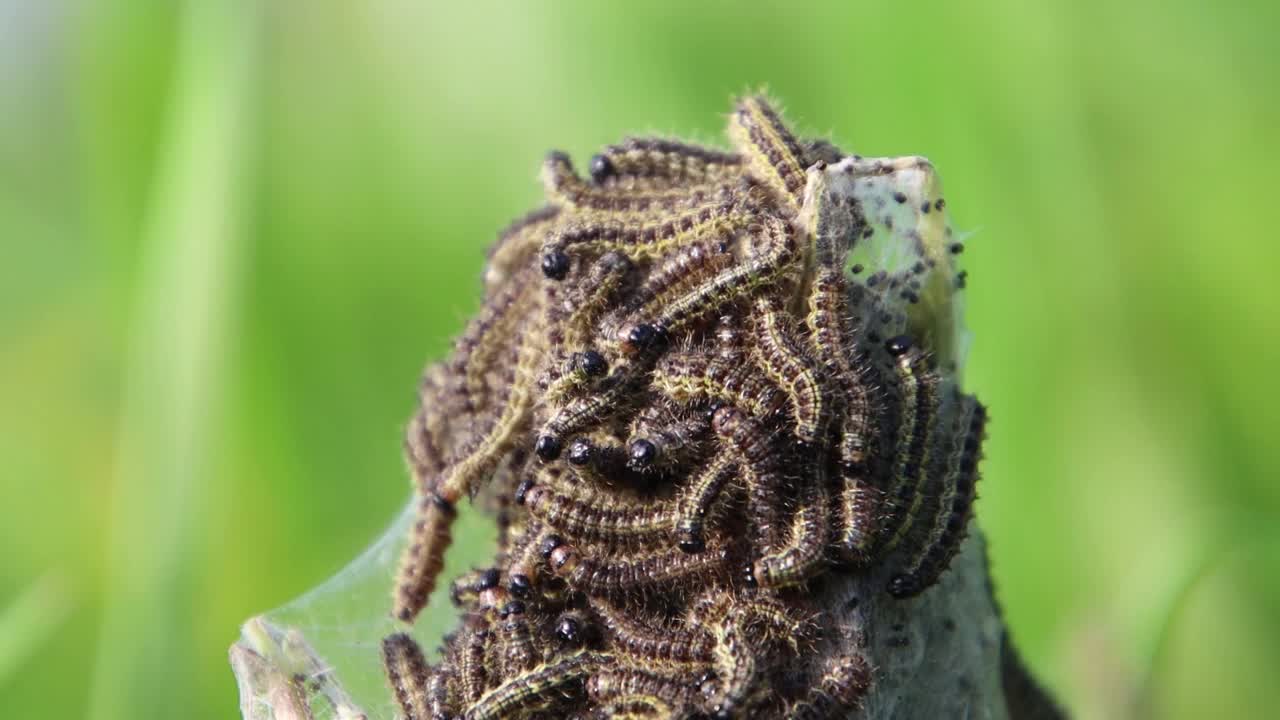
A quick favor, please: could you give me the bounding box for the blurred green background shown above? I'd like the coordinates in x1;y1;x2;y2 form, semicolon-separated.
2;0;1277;717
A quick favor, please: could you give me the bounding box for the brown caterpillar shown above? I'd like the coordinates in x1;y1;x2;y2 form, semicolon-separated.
541;188;754;265
750;471;831;589
888;395;987;598
542;150;741;217
592;600;715;665
463;651;609;720
524;476;677;547
648;216;800;338
877;336;942;556
728;95;810;207
785;653;873;720
590;136;744;185
651;351;787;421
546;536;732;597
750;295;830;446
674;447;739;553
383;633;435;720
585;667;703;715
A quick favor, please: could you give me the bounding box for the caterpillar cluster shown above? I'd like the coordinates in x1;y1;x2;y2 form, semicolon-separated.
387;96;985;720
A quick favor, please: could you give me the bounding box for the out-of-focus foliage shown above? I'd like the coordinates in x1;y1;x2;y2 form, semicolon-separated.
1;1;1276;717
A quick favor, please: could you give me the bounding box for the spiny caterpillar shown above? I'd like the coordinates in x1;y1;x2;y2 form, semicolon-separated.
385;95;984;719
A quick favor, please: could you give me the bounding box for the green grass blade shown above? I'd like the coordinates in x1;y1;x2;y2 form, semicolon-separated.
84;1;256;717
